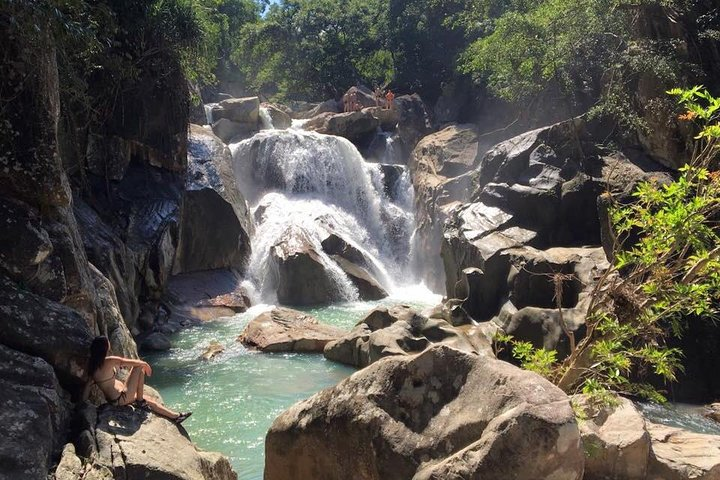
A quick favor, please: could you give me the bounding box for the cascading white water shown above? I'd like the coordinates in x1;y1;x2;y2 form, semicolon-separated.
259;106;274;130
229;129;414;303
204;103;218;125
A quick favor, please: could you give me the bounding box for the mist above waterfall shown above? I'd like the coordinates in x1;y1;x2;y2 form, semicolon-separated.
230;129;414;304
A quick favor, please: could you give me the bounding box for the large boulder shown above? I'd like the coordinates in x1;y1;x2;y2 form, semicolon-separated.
211;96;260;126
575;395;651;480
174;125;253;274
300;99;341;119
165;269;251;323
323;305;483;368
647;421;720;480
93;406;237;480
266;345;585;480
306;110;380;146
409;124;481;290
0;345;70;480
0;275;92;382
211;118;257;144
270;226;343;306
238;307;344;352
331;255;388;300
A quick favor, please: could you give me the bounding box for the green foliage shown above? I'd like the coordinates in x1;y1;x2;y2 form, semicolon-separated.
511;341;558;378
556;87;720;405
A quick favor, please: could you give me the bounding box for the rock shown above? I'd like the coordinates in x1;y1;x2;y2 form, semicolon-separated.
366;106;400;130
0;345;71;480
342;85;378;110
503;306;586;358
212;96;260;126
74;198;142;331
331;255;388;301
409;124;481;289
94;405;237;480
0;197;53;281
261;102;292;129
238;307;344;352
267;345;584;480
0;275;93;381
166;270;251;322
85;134;133;180
323;305;479;368
211;117;257;144
707;403;720;423
575;395;651;480
647;421;720;480
306;110;380;146
90;264;138;359
301;99;341;119
174;125;253;274
200;341;224;360
378;164;405;200
140;332;171;351
433;78;474;125
270;226;343;306
394;94;432;153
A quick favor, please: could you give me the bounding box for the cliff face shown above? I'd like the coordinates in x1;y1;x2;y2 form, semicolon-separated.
0;4;241;478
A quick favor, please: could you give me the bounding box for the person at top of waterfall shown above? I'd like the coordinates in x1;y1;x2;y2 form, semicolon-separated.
344;90;357;113
385;90;395;110
83;336;191;424
374;86;385;107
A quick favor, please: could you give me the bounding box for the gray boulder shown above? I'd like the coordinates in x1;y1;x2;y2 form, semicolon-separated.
0;275;92;381
140;332;171;351
267;345;584;480
211;96;260;126
575;395;650;480
174;125;253;274
91;264;138;358
211;118;257;144
306;110;380;145
0;345;70;480
270;226;342;306
238;307;344;352
94;405;237;480
324;305;481;368
647;421;720;480
261;102;292;129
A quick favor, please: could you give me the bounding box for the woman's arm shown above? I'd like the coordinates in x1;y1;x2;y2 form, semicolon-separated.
105;356;152;375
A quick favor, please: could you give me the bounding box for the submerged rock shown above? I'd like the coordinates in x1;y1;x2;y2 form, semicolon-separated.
323;305;484;367
238;307;344;352
200;341;225;360
266;345;584;480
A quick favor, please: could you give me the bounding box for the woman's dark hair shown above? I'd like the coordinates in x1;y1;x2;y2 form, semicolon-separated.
88;336;109;377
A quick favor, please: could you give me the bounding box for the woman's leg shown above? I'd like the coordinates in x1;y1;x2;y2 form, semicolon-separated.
144;398;180;419
120;366;144;405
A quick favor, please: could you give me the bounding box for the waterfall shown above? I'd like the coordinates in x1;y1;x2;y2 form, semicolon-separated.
230;129;415;303
204;103;218;125
259;106;274;130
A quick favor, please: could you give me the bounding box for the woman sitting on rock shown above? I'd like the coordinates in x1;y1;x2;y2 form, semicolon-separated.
84;336;191;424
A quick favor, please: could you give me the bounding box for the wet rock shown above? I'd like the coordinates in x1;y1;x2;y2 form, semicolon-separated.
270;226;342;306
200;341;225;360
331;255;388;301
409;124;480;289
262;102;292;129
174;125;253;274
238;307;344;352
0;275;92;381
575;395;651;480
324;305;479;368
366;106;400;131
140;332;171;351
211;117;257;144
647;421;720;480
267;345;584;480
0;344;70;480
94;405;237;480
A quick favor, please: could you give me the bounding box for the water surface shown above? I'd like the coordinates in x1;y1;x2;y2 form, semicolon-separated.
148;288;439;479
